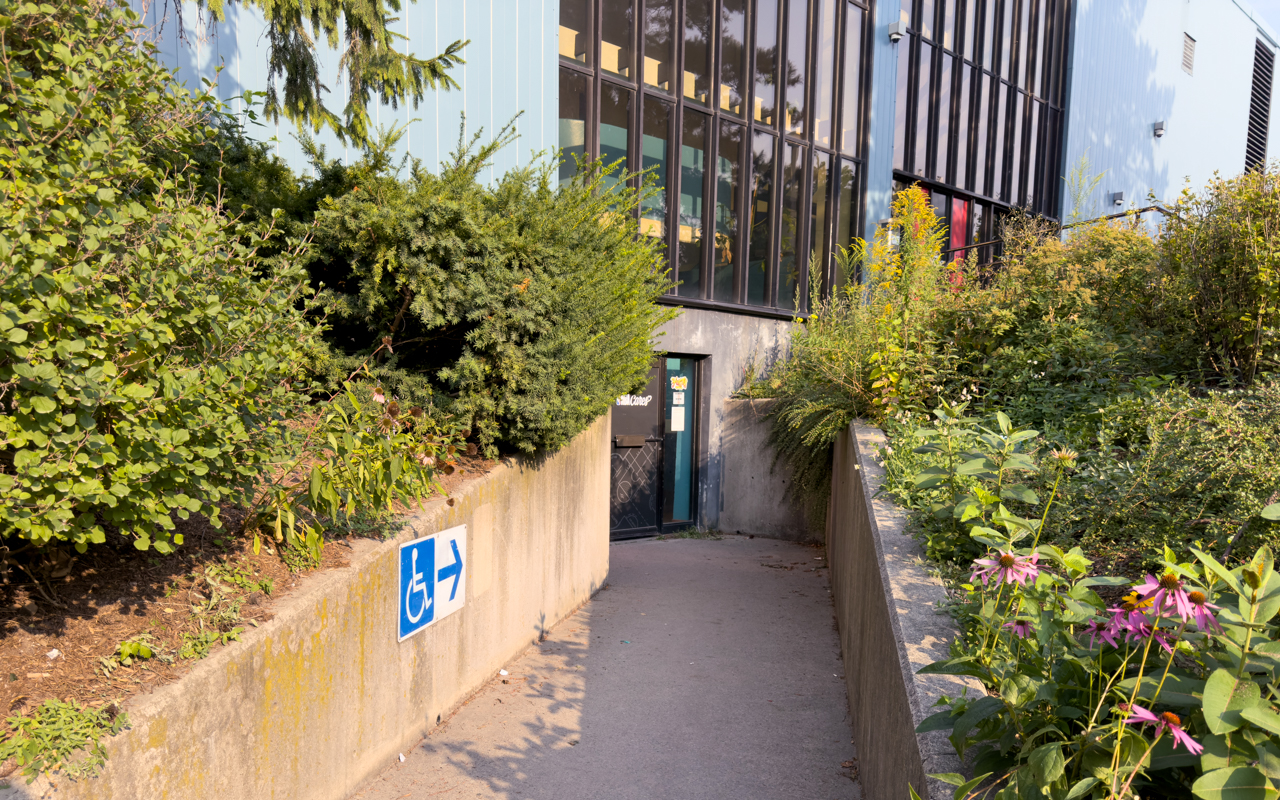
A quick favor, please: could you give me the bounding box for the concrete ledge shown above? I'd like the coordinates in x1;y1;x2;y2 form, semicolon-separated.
827;422;981;800
11;417;611;800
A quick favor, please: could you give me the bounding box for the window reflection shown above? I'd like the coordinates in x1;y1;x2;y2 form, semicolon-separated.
747;132;776;305
559;0;591;65
600;83;633;195
684;0;713;106
558;68;590;186
783;0;808;136
963;0;976;61
641;99;673;240
942;0;956;50
678;110;709;298
999;0;1013;80
714;121;745;303
893;38;909;170
992;82;1006;200
645;0;676;93
1017;0;1030;90
1025;100;1040;208
841;3;863;155
956;65;971;190
813;0;838;147
976;72;990;195
915;42;933;175
920;0;934;39
834;160;857;289
981;0;995;68
778;142;805;311
754;0;779;126
720;0;748;116
936;53;952;182
810;151;832;287
1009;91;1023;204
601;0;635;80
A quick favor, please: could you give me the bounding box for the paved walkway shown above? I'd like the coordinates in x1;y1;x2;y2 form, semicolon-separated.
350;536;862;800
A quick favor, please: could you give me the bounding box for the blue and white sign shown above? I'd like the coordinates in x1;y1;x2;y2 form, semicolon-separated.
398;525;467;642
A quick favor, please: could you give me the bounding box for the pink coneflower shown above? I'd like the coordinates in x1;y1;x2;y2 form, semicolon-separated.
971;551;1041;586
1135;573;1195;621
1123;704;1204;754
1083;618;1119;649
1187;590;1222;632
1004;620;1033;639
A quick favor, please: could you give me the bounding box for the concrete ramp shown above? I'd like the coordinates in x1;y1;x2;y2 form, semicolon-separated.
350;536;862;800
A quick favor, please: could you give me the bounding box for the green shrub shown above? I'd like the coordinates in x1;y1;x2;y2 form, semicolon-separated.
0;0;324;553
0;699;128;782
302;127;675;457
1162;166;1280;383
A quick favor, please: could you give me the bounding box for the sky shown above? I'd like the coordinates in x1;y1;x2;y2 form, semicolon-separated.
1248;0;1280;34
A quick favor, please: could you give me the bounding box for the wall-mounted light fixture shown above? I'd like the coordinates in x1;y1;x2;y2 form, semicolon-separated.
1153;121;1166;138
888;21;906;43
1112;191;1125;207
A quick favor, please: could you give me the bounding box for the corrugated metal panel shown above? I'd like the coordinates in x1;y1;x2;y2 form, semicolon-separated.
130;0;557;180
1246;37;1273;170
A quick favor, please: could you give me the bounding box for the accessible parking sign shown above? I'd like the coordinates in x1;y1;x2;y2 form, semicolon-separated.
398;525;467;642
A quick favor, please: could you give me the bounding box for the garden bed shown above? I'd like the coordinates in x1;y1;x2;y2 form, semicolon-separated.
0;456;494;783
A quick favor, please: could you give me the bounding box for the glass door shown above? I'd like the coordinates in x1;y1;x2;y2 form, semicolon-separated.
662;357;697;525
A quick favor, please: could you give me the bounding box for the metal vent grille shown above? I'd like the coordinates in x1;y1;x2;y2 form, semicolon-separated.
1247;39;1275;172
1182;34;1196;75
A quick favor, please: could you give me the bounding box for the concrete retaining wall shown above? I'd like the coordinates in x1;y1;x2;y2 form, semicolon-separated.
827;422;980;800
20;417;611;800
717;399;819;542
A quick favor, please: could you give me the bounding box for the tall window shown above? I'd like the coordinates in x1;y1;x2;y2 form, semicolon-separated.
560;0;870;316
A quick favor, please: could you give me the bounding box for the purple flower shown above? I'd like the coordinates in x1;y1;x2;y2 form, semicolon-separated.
1104;592;1173;652
1004;620;1033;639
971;551;1041;586
1135;572;1195;622
1123;704;1204;755
1083;618;1119;649
1186;589;1222;633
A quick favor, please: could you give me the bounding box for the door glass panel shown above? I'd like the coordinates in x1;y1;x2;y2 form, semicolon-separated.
602;0;636;80
812;0;838;147
559;0;591;65
663;358;697;524
684;0;714;106
610;365;661;533
714;121;745;303
778;141;805;311
678;110;709;298
754;0;780;126
841;4;863;155
600;83;633;195
834;159;857;288
645;0;677;93
747;132;776;306
559;68;590;186
720;0;749;116
641;98;673;240
784;0;809;137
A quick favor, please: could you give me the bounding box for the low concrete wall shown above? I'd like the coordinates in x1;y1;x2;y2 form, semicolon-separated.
718;399;819;542
19;417;611;800
827;422;980;800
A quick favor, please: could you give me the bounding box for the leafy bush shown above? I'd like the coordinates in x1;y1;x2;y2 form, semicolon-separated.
1163;167;1280;383
0;699;128;782
302;127;675;457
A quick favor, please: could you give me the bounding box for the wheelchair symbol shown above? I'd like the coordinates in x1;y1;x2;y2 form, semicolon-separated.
404;547;433;624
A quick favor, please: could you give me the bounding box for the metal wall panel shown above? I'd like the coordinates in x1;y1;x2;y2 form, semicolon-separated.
131;0;558;181
1061;0;1275;219
863;0;903;244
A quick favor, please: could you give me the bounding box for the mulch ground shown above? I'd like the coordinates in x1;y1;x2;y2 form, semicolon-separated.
0;454;496;775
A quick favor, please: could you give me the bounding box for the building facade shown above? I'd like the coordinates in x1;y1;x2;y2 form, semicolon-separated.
148;0;1280;538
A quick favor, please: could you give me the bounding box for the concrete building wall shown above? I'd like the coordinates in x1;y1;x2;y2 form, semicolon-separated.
133;0;559;181
718;400;820;541
1062;0;1280;219
17;417;610;800
654;308;795;533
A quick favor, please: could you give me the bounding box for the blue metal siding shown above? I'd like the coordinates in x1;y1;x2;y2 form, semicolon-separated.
134;0;558;180
863;0;902;245
1061;0;1273;218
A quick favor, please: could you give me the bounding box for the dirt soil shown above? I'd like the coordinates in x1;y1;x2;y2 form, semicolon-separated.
0;455;495;756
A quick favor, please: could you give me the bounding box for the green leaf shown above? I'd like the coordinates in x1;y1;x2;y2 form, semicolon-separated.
950;696;1005;737
1029;742;1065;784
1204;669;1264;734
1195;548;1244;595
1000;484;1039;504
1263;504;1280;522
956;457;997;476
916;709;959;733
1065;778;1099;799
1241;706;1280;737
29;396;57;414
1192;766;1273;800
